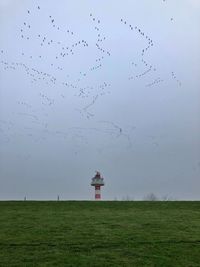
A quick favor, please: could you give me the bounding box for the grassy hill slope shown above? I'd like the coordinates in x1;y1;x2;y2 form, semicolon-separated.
0;201;199;266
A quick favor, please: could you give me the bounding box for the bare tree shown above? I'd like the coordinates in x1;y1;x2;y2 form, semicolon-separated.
143;193;158;201
161;195;172;201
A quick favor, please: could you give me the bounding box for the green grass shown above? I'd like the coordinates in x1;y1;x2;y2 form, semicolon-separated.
0;201;199;266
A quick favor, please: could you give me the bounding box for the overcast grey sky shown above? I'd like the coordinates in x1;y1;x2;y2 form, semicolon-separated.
0;0;200;200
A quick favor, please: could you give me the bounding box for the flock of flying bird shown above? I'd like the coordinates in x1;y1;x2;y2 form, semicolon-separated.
0;2;182;153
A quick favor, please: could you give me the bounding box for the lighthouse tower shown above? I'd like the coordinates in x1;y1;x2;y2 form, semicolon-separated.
91;171;105;200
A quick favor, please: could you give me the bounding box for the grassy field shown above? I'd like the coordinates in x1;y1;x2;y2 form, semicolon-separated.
0;201;199;266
